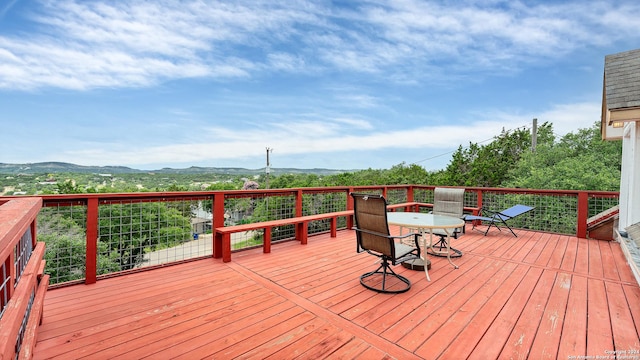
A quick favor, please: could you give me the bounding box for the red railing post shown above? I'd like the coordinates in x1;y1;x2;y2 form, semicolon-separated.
476;189;484;215
407;186;414;203
577;191;589;238
295;189;303;217
347;188;354;229
212;193;225;260
85;197;98;285
295;189;305;243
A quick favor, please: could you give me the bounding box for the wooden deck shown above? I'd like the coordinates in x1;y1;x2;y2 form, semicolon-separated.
34;227;640;359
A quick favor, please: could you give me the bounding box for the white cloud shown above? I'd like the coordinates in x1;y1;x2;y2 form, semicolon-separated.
537;102;601;136
1;0;638;90
47;114;522;167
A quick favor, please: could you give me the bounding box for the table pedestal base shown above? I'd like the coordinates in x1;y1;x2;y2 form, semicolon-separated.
402;258;431;271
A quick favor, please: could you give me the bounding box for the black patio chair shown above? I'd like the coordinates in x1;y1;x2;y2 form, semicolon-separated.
351;193;422;293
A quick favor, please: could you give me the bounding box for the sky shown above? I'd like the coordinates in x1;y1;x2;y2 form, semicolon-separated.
1;0;639;172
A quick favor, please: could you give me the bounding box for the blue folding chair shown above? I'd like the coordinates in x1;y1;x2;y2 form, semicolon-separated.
464;204;534;237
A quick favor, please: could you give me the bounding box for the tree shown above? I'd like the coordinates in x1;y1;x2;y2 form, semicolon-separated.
383;162;430;184
438;122;555;187
39;212;122;283
505;122;622;191
98;203;192;270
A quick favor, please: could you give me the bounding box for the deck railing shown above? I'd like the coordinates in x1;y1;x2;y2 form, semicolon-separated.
1;186;619;290
0;197;48;360
0;185;621;358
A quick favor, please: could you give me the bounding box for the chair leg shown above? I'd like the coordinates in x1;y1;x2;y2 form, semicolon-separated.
360;260;411;293
502;220;518;237
426;236;462;258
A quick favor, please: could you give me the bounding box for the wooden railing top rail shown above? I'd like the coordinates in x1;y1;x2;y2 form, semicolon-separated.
0;197;41;265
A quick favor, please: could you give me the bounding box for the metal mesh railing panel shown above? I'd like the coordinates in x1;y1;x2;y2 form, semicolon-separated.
386;188;408;205
479;192;577;235
14;288;35;357
224;192;297;250
303;190;349;236
14;228;33;286
413;188;431;205
0;260;9;319
38;203;87;284
98;197;207;273
463;191;478;212
588;194;619;219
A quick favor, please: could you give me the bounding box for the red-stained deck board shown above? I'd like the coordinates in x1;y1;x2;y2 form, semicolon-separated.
530;234;564;266
557;275;589;358
415;261;523;359
574;237;591;274
587;278;615;355
561;236;579;272
242;318;336;360
363;255;483;336
546;235;570;268
269;326;356;360
137;300;303;359
56;288;289;359
606;282;640;352
37;283;270;355
522;231;552;264
395;259;507;351
505;231;538;262
378;255;489;343
528;271;573;359
33;229;640;359
601;240;622;281
623;284;640;338
39;271;256;342
588;238;605;278
499;269;557;359
467;266;545;360
437;263;531;359
611;241;639;283
316;338;382;359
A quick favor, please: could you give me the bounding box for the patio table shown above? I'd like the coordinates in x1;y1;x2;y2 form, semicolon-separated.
387;212;465;281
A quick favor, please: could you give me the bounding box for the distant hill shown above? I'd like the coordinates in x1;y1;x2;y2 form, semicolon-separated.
0;162;349;176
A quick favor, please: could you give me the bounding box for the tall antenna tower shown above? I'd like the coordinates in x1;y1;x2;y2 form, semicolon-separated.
265;147;273;189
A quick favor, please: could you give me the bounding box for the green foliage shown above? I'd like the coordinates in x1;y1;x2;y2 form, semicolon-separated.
269;173;320;188
438;123;555;187
39;212;87;283
504;123;622;191
38;212;123;283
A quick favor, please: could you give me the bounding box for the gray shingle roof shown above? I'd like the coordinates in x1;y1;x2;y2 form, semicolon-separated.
604;48;640;110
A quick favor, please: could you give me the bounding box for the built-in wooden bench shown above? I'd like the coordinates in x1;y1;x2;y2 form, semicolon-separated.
214;202;423;262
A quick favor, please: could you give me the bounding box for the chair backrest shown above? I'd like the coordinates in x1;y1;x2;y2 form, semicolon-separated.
351;193;392;256
433;188;465;218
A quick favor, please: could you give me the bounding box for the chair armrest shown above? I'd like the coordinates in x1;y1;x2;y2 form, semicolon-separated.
352;226;421;240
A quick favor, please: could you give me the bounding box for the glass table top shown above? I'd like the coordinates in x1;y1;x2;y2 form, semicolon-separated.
387;212;464;229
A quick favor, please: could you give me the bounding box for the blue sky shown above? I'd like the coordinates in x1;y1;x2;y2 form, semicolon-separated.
1;0;639;171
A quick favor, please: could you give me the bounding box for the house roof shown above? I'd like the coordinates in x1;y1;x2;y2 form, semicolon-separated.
601;48;640;139
604;48;640;111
